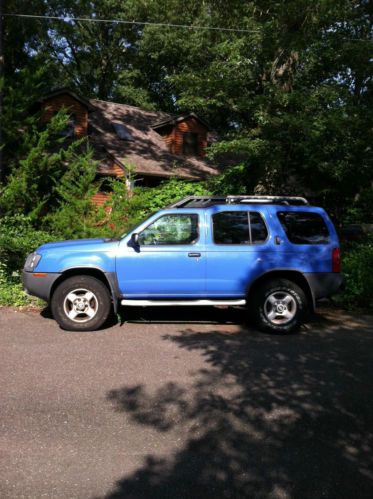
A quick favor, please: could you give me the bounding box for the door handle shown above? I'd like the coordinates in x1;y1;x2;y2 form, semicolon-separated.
188;252;201;257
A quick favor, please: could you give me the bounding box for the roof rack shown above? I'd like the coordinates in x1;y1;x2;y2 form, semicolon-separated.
169;195;309;208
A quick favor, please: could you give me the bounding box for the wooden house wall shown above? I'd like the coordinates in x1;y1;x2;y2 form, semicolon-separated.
41;94;88;138
159;117;208;156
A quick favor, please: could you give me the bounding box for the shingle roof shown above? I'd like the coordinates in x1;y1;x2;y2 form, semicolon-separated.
88;99;219;180
37;87;95;111
152;112;211;131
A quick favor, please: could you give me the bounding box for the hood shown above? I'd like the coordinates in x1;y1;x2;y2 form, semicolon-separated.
38;238;120;252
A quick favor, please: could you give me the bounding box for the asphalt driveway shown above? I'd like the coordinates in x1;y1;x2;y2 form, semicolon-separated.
1;305;373;498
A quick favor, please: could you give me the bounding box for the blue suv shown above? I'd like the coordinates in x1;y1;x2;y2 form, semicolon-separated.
23;196;342;333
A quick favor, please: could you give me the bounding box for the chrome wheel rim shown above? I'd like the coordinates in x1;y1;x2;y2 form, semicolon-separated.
264;291;297;325
63;288;99;323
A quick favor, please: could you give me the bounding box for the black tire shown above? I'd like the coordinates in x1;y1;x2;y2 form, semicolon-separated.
51;275;111;331
251;279;307;334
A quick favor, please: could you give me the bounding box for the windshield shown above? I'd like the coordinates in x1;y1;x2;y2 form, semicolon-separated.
120;211;160;239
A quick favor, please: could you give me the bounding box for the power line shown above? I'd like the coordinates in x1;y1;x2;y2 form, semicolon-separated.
4;13;372;42
2;13;260;34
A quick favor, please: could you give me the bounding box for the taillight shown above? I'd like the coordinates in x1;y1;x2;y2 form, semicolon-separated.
332;247;341;273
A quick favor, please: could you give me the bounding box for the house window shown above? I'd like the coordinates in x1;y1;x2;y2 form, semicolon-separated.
98;178;114;193
183;132;199;156
112;122;133;140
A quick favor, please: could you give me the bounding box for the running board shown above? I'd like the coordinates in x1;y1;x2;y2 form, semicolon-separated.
121;299;246;307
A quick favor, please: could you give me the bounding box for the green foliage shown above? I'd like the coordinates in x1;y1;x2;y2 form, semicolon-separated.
3;1;51;79
4;1;372;217
2;0;373;310
0;216;53;307
0;265;42;307
338;236;373;310
105;177;209;237
128;178;209;223
0;215;55;273
1;67;48;159
343;189;373;224
0;110;86;219
44;149;101;239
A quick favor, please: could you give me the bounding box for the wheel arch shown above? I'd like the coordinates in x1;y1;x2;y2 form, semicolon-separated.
50;267;119;313
247;270;314;312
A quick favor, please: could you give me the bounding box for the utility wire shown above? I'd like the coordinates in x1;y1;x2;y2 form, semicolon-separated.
2;13;260;33
4;13;372;42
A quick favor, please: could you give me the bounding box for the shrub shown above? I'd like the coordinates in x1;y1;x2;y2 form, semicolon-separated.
0;215;53;307
338;236;373;310
104;177;209;237
0;110;86;220
44;150;101;239
0;215;54;274
0;263;42;307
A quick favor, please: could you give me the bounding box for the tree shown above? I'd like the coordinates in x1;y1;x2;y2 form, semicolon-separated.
0;109;89;218
46;148;100;238
2;0;372;222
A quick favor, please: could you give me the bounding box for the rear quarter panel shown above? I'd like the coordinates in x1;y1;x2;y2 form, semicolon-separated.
266;206;339;273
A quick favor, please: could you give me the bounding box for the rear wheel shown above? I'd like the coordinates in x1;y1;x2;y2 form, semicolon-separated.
251;279;307;333
51;275;111;331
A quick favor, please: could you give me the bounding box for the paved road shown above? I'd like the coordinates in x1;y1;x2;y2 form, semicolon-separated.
1;306;373;499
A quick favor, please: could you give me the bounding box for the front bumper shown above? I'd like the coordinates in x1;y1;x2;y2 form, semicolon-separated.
22;271;62;302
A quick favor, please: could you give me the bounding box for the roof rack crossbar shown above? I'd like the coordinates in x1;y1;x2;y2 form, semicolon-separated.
226;195;309;205
168;195;309;208
169;196;226;208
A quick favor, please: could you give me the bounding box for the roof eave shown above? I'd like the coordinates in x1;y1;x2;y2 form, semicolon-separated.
152;112;211;131
37;87;95;112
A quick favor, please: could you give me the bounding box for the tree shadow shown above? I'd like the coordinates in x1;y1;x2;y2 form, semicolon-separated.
100;309;373;497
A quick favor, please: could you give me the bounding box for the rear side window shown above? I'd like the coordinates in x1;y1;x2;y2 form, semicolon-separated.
212;211;268;244
277;211;330;244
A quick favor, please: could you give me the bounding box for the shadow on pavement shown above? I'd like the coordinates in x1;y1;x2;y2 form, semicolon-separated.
40;304;248;330
118;304;247;325
102;309;373;498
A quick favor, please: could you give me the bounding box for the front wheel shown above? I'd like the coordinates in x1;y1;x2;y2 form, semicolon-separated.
51;275;111;331
251;279;307;334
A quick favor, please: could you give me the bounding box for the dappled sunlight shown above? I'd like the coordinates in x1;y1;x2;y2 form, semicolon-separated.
103;309;373;498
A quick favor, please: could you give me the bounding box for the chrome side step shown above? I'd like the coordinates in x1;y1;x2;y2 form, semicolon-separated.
121;299;246;307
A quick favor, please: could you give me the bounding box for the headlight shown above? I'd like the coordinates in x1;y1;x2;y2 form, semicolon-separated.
24;253;42;272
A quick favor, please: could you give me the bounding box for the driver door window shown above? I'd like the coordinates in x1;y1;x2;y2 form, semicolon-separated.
138;214;199;246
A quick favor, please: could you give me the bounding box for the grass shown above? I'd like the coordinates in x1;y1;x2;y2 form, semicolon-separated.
0;273;44;308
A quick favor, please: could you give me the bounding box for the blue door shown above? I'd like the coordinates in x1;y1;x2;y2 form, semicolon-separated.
116;212;205;298
205;208;271;297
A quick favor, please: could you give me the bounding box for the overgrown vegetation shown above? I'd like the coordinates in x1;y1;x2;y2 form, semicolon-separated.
0;216;55;307
0;152;209;307
336;236;373;310
1;0;372;309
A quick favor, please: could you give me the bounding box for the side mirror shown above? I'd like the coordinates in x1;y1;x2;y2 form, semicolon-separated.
130;232;139;246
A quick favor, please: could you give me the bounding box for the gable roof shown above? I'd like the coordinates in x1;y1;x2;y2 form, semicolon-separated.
89;99;218;180
152;112;211;131
37;88;95;111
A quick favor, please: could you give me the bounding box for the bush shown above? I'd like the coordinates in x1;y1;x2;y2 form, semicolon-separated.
0;179;208;307
0;215;53;307
338;236;373;310
101;177;209;237
0;215;54;274
0;263;42;307
44;151;101;239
